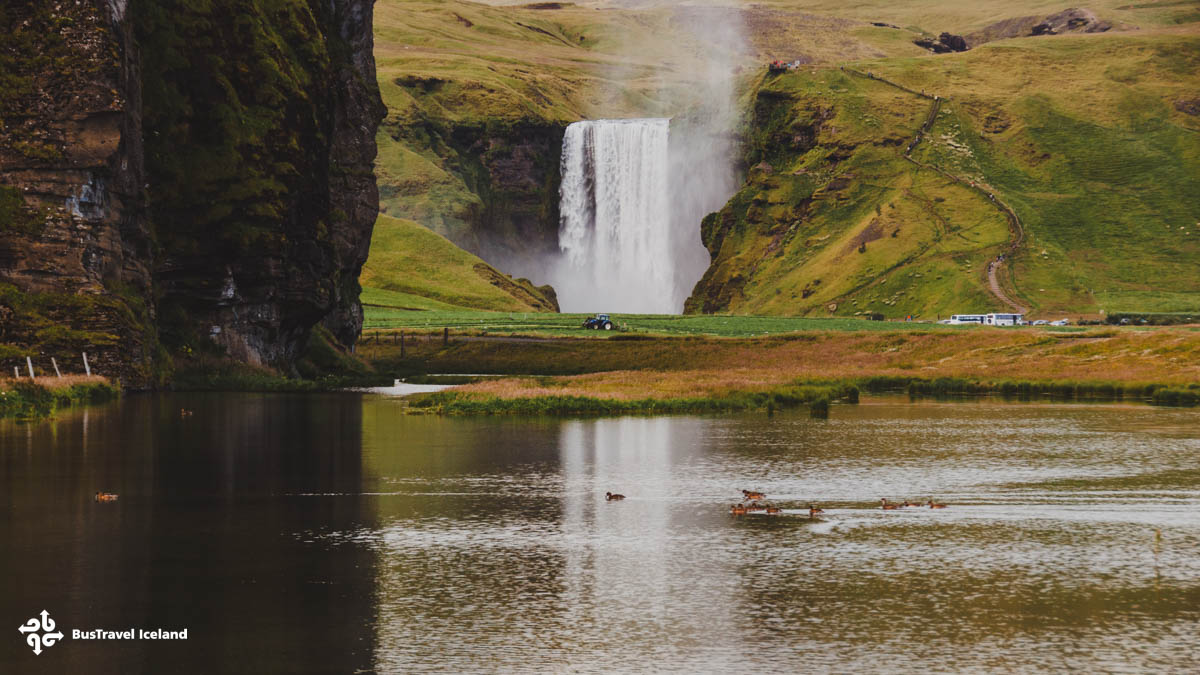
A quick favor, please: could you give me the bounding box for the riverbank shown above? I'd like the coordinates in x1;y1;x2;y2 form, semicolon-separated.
362;326;1200;413
0;375;119;419
405;382;856;417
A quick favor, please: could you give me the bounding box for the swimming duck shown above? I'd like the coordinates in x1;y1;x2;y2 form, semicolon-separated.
765;505;782;515
605;492;626;501
95;491;119;502
745;502;767;513
808;504;825;518
880;498;901;510
903;500;923;508
928;500;948;509
742;490;766;501
731;504;747;516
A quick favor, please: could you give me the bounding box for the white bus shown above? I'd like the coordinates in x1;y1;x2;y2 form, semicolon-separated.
947;314;986;325
985;313;1024;326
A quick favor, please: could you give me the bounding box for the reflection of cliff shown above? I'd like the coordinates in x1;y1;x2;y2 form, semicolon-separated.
0;395;377;672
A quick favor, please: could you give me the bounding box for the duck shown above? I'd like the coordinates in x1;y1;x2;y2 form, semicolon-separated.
808;504;825;518
605;492;626;501
765;505;782;515
95;491;119;502
745;502;767;513
903;500;924;508
742;490;765;501
928;500;948;509
880;498;901;510
730;504;747;516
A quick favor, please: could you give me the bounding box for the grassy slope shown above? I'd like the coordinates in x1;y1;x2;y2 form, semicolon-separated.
360;215;556;312
688;67;1010;318
691;29;1200;317
881;34;1200;314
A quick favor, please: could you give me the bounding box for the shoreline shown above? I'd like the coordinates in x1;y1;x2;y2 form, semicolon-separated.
0;376;120;420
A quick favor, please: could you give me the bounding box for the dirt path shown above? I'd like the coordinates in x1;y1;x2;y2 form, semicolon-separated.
844;67;1029;313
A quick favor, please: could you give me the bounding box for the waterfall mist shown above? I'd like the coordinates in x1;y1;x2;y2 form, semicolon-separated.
545;1;747;314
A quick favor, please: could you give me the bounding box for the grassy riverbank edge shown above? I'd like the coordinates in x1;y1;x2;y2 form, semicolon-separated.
0;377;120;419
860;375;1200;405
404;382;859;417
402;375;1200;417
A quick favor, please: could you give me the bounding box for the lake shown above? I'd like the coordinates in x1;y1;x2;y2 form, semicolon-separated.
2;394;1198;672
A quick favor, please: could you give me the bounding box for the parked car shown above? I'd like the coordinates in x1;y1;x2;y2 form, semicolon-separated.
1050;319;1070;326
1032;320;1049;326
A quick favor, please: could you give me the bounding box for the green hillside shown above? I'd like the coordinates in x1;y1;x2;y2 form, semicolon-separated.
690;32;1200;317
360;215;557;312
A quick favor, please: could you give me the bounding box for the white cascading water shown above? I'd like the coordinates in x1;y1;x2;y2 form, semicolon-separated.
553;119;682;314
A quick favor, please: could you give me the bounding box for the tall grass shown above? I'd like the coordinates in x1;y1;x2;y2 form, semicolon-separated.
0;376;119;419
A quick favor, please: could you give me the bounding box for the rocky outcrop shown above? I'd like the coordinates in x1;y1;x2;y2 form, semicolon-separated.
917;8;1114;53
914;32;969;53
1;0;384;383
976;8;1112;43
0;1;157;386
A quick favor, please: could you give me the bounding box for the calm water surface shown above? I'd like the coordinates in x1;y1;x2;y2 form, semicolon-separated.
2;394;1199;673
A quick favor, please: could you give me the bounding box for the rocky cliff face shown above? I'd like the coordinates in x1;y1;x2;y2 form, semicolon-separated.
322;0;387;348
139;0;384;368
0;0;383;384
0;1;157;385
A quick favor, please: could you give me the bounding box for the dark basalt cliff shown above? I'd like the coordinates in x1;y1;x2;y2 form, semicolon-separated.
0;1;156;384
0;0;384;385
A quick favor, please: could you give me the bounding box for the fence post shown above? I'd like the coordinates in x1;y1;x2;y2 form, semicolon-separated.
26;356;35;381
83;351;91;376
400;331;406;358
51;357;62;378
443;327;448;346
13;366;18;379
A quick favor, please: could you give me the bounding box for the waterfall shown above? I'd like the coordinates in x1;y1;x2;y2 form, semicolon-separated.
553;119;683;314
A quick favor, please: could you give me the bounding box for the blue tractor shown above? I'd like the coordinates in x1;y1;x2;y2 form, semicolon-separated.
581;313;615;330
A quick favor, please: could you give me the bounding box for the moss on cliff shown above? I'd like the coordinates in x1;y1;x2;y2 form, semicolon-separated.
136;0;333;257
134;0;383;368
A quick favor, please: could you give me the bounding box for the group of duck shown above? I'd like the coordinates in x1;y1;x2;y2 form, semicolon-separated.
881;497;947;509
729;491;949;517
731;490;825;519
606;489;947;515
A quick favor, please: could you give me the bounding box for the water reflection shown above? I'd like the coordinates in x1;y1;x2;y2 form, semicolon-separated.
3;396;1200;672
0;394;377;674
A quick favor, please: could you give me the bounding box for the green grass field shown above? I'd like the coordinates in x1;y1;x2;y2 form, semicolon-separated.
360;215;556;312
360;305;1091;338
